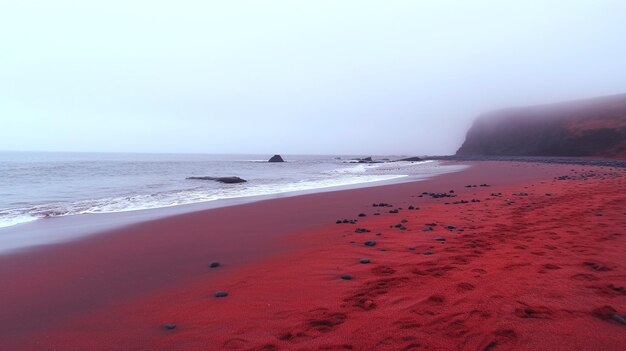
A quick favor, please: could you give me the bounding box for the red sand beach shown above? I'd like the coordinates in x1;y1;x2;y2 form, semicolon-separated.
1;161;625;350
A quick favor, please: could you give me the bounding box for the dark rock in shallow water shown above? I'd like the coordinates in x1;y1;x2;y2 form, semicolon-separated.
341;274;353;280
187;176;247;184
214;291;228;298
360;258;370;264
434;237;446;242
397;156;423;162
364;240;376;246
162;323;177;330
209;262;220;268
268;154;285;162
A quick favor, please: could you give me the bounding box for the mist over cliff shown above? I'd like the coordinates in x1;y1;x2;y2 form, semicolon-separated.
456;94;626;159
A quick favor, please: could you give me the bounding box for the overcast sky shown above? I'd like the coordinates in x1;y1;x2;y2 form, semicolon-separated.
1;1;625;155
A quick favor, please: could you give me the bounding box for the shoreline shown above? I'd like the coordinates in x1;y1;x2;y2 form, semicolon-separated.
1;161;624;350
0;160;467;255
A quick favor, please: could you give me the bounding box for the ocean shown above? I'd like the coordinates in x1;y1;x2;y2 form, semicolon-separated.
0;152;468;230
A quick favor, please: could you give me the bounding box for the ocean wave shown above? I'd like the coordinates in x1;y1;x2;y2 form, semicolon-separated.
0;173;407;229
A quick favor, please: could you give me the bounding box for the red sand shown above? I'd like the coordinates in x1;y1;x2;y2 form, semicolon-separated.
1;162;625;350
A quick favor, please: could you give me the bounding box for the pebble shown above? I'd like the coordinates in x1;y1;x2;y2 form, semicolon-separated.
209;262;220;268
364;240;377;246
341;274;353;280
360;258;370;264
434;237;446;242
162;323;177;330
214;291;228;298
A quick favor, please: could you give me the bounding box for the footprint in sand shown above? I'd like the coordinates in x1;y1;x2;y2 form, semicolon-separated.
482;328;518;351
222;338;250;350
371;265;396;276
457;282;476;292
570;273;598;281
514;303;553;319
583;261;611;271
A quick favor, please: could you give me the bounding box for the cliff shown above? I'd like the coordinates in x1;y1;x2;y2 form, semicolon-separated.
456;94;626;159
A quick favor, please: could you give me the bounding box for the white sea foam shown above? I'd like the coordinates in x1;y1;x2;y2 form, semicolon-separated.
0;172;407;229
0;213;38;228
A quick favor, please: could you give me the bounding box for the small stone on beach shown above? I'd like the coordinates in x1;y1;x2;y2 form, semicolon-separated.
214;291;228;298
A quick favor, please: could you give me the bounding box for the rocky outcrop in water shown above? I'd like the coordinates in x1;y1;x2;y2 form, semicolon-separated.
456;94;626;159
186;176;247;184
268;155;284;162
397;156;423;162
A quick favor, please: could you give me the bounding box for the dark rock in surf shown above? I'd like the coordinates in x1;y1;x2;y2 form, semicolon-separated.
187;176;247;184
397;156;423;162
214;291;228;298
268;154;285;162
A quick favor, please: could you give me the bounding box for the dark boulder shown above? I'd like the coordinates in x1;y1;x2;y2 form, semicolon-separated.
187;176;247;184
268;154;285;162
214;291;228;298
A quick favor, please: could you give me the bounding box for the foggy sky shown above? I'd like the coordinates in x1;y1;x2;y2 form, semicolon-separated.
1;1;626;156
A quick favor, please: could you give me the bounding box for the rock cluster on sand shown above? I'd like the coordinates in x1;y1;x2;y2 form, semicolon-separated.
268;155;285;162
187;176;247;184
